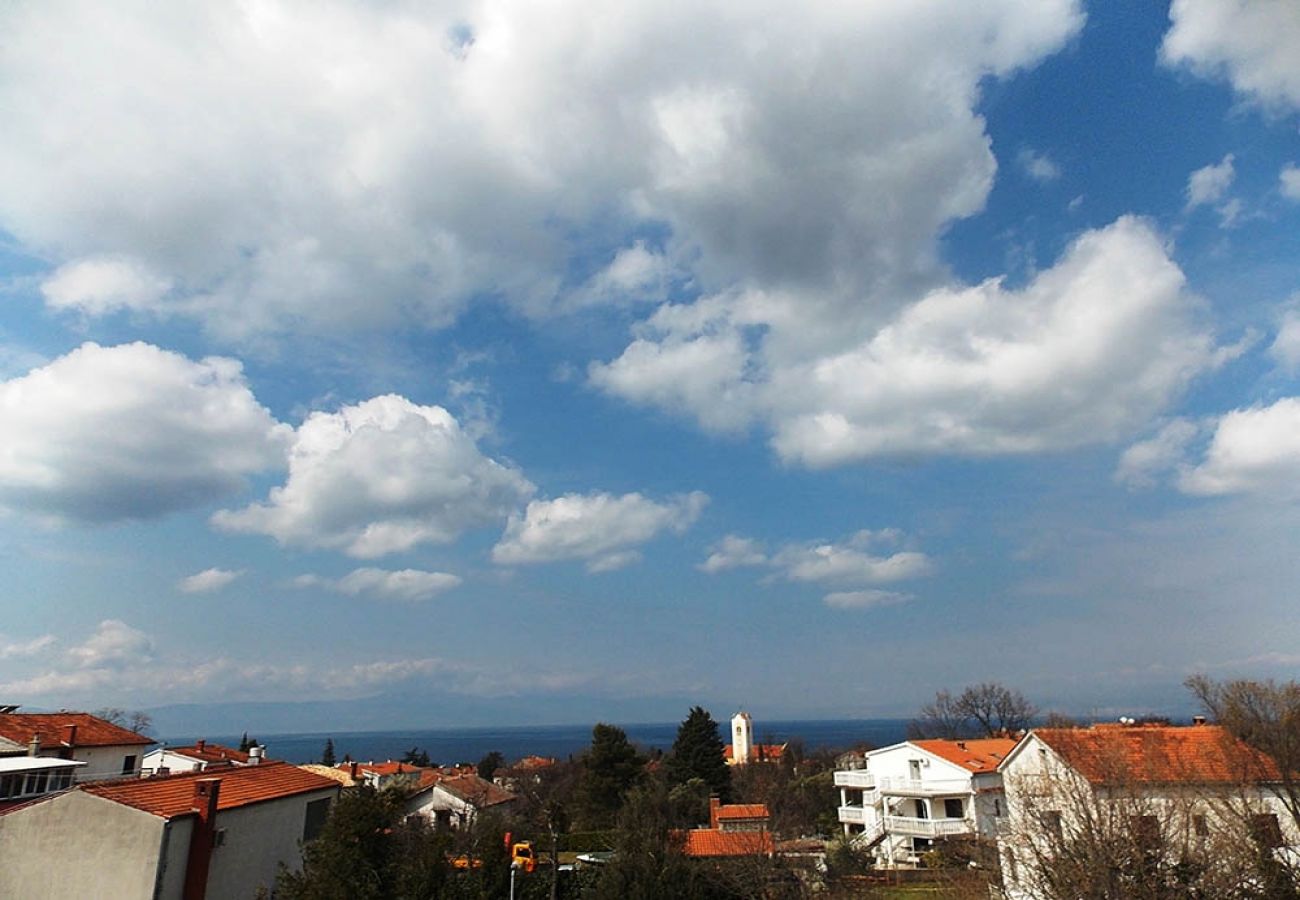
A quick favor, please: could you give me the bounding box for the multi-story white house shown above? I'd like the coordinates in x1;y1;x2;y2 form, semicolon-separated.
996;721;1296;900
834;737;1016;866
0;710;153;781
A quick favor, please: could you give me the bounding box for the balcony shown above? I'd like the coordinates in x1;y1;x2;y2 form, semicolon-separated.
875;776;971;797
833;770;876;789
882;815;973;838
838;805;867;825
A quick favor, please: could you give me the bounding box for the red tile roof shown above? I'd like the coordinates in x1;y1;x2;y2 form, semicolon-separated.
724;744;786;762
0;712;152;748
83;762;337;818
681;829;775;857
914;738;1018;774
355;761;424;778
715;803;770;820
1033;725;1281;785
431;774;517;808
167;742;252;765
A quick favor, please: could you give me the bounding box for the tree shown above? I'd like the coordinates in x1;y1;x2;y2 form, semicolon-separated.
477;750;505;781
239;732;256;752
665;707;731;802
1188;674;1300;831
909;682;1037;739
93;707;153;735
401;746;432;767
575;724;644;828
321;738;337;767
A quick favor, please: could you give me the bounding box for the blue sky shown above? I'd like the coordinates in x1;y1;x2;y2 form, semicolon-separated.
2;0;1299;728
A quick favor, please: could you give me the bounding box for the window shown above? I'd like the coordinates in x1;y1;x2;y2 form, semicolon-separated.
1250;814;1283;849
944;798;964;819
994;798;1003;817
303;797;331;842
121;755;138;775
1042;810;1063;840
1193;814;1209;837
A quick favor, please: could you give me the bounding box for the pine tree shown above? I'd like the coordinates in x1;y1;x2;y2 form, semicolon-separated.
665;706;731;801
321;738;336;767
238;732;253;752
575;723;644;828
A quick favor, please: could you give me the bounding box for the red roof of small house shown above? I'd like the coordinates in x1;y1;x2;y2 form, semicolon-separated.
681;829;775;857
515;755;557;770
430;774;517;808
166;742;252;765
83;762;337;818
724;744;786;762
1032;724;1281;785
354;761;424;778
0;712;152;749
913;738;1018;774
715;803;770;821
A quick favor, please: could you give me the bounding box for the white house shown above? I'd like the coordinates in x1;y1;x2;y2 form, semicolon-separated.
0;756;86;806
143;740;262;775
0;761;339;900
405;772;518;829
0;710;153;781
996;722;1297;900
834;737;1016;866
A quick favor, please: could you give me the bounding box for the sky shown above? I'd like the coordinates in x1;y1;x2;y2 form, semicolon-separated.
2;0;1300;729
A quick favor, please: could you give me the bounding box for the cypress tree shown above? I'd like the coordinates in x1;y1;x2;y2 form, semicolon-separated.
321;738;337;767
665;706;731;801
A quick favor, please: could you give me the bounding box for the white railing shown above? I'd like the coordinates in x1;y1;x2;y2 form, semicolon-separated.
838;805;867;824
883;815;973;837
833;770;876;789
876;776;971;796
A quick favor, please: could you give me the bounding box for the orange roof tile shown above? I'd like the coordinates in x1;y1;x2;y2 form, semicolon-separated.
724;744;786;761
83;762;337;818
1033;725;1281;785
355;761;424;777
431;773;517;808
715;803;770;820
0;712;152;748
913;738;1018;774
167;742;252;765
681;829;775;857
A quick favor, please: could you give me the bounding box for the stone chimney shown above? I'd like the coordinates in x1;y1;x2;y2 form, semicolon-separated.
27;733;40;757
64;724;77;746
183;778;222;900
349;761;359;781
195;739;205;752
709;795;721;830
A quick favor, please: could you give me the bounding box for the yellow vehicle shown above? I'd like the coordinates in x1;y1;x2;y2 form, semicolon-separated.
450;841;537;874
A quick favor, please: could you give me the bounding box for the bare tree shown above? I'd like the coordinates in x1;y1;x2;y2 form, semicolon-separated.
910;683;1036;739
93;707;152;736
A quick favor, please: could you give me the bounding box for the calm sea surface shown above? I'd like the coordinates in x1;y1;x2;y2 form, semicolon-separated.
161;719;908;767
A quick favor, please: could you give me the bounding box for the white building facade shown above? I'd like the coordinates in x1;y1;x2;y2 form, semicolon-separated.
834;738;1015;867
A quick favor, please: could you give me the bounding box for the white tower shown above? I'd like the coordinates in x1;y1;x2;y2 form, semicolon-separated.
731;711;754;765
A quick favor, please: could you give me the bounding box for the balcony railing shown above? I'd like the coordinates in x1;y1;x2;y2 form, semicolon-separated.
876;776;971;796
838;805;867;824
833;770;876;789
883;815;973;838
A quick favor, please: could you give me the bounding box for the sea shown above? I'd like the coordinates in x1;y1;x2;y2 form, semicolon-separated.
160;718;910;767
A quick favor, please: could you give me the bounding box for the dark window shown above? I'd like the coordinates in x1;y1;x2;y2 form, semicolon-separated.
944;798;964;819
1130;815;1160;849
1250;814;1283;849
1042;810;1063;840
994;798;1003;817
121;755;138;774
1193;815;1209;837
303;797;331;842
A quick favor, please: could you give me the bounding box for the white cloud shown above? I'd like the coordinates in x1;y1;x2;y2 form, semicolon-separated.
1162;0;1300;110
294;567;462;602
492;490;708;567
1116;419;1201;489
66;620;152;669
600;217;1216;468
40;256;171;314
0;0;1083;338
178;567;244;594
1271;306;1300;371
214;395;533;558
1281;164;1300;201
1185;154;1236;209
0;634;56;660
1180;397;1300;497
698;535;768;573
1017;147;1061;182
0;342;287;522
823;589;912;610
773;533;932;585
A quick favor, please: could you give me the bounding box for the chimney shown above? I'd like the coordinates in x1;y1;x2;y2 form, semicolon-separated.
957;741;967;750
709;795;721;831
248;746;263;765
1192;715;1207;727
195;739;205;752
183;778;222;900
64;724;78;746
27;733;40;757
349;762;359;781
